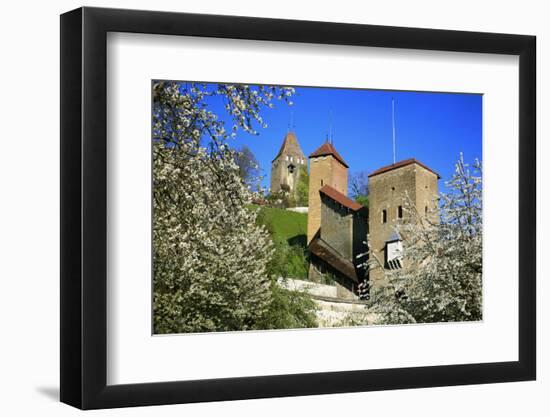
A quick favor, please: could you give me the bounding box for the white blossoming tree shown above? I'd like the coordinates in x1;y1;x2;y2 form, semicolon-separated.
152;81;301;333
362;155;483;324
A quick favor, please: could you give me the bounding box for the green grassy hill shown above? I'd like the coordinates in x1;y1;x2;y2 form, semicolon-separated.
252;205;309;279
254;206;307;245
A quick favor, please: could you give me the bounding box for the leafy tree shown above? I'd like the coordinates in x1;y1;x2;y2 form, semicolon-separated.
265;190;287;209
355;195;369;209
349;171;369;209
286;192;297;208
254;281;318;330
266;240;309;279
295;165;309;206
152;81;298;333
361;155;483;324
234;145;260;189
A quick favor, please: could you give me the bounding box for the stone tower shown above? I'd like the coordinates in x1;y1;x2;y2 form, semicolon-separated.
307;141;349;244
270;131;306;195
368;158;439;285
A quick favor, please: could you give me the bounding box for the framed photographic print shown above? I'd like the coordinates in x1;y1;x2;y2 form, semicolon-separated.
60;6;536;410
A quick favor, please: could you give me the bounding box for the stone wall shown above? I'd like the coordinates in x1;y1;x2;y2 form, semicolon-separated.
320;196;353;260
270;155;306;194
286;206;309;213
307;155;348;243
352;211;368;270
277;278;375;327
414;164;440;224
368;163;438;284
278;277;339;298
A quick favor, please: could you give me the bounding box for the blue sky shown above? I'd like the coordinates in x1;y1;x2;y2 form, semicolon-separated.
206;85;482;192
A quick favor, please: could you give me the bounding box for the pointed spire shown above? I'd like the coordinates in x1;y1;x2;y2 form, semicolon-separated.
272;131;305;162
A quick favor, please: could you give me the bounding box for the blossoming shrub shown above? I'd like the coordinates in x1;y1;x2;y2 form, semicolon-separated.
153;141;275;333
152;81;316;333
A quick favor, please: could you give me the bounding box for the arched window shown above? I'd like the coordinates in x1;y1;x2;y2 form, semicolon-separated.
382;209;387;223
398;206;403;219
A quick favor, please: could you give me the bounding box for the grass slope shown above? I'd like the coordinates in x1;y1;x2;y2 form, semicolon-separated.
252;205;309;279
254;206;307;244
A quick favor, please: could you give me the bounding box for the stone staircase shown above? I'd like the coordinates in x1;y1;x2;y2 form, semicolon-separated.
278;278;376;327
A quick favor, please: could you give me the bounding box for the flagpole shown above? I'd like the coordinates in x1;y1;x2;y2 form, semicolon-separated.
329;109;333;144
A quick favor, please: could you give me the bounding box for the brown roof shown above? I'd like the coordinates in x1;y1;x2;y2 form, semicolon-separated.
368;158;440;179
308;142;349;168
308;237;359;283
319;185;364;212
272;131;305;162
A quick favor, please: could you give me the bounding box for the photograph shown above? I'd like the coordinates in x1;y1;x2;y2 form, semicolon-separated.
152;80;483;334
0;0;542;413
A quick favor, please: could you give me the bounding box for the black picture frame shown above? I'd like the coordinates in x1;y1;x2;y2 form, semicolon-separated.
60;6;536;410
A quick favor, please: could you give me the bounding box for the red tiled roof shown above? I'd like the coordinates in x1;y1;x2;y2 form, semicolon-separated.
308;142;349;168
272;131;305;162
319;185;364;212
308;237;359;283
368;158;440;179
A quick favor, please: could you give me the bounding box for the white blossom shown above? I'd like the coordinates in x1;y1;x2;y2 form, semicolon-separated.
152;81;295;333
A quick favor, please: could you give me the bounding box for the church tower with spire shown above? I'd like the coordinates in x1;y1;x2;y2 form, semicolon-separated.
270;131;306;195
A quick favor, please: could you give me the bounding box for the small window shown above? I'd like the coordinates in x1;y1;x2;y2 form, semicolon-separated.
382;209;387;223
425;206;428;215
398;206;403;219
321;179;324;186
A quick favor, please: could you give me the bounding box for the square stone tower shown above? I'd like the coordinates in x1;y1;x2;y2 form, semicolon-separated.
368;158;439;285
307;142;349;244
270;131;306;195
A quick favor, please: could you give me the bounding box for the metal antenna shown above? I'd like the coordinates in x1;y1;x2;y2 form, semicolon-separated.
329;109;333;144
286;112;292;133
392;97;397;164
